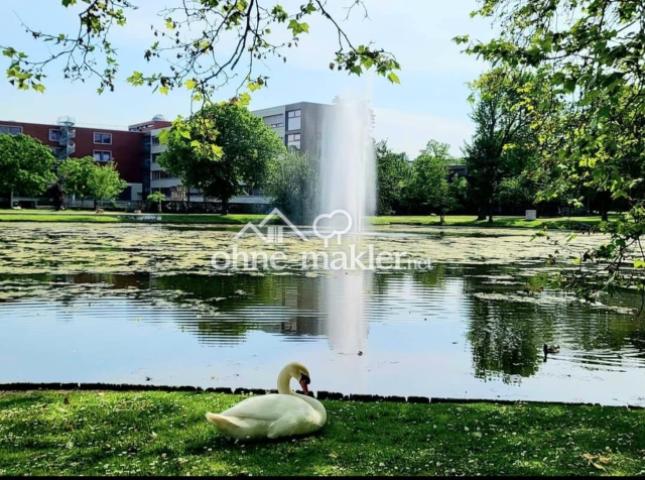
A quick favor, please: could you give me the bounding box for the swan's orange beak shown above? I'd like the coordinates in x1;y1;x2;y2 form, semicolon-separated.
299;374;311;394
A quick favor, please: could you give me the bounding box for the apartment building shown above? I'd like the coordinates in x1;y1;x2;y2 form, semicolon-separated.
1;102;330;208
253;101;331;159
0;117;172;202
140;101;330;205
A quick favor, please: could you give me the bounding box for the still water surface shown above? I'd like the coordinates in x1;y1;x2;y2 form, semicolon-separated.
1;266;643;406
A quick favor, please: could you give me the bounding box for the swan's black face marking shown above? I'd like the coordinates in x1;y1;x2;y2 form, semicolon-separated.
299;373;311;394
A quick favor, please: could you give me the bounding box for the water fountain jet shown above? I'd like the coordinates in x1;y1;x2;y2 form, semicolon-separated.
317;95;376;357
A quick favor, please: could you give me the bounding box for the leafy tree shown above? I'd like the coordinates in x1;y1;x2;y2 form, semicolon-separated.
375;141;411;215
464;68;537;222
88;162;127;209
58;157;96;200
420;139;451;159
267;150;317;224
459;0;644;308
408;141;454;224
449;175;469;212
1;1;399;97
147;191;166;213
0;133;56;207
160;99;285;214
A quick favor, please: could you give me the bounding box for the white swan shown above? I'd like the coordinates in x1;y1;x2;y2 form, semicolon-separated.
205;362;327;440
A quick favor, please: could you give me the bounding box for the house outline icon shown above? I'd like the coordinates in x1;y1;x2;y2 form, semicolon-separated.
234;208;307;243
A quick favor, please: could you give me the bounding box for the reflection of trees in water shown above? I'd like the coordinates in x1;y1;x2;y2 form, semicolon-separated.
6;269;644;366
150;274;325;344
467;301;555;384
463;269;644;382
547;306;645;354
412;264;448;288
369;265;447;299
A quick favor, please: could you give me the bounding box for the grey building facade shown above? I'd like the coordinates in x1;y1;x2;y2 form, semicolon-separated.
142;101;330;208
253;101;331;161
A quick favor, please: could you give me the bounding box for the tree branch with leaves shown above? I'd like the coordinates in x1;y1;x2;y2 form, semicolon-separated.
2;0;400;98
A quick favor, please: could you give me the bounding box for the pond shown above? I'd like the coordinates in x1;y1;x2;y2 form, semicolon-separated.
0;223;643;406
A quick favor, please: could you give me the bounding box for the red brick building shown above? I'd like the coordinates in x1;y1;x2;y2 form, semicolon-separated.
0;117;170;202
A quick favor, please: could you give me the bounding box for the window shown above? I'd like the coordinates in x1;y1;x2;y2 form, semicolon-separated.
0;125;22;135
93;150;112;163
152;136;161;145
151;170;172;181
263;114;284;129
93;132;112;144
287;110;301;131
287;133;301;149
49;129;61;142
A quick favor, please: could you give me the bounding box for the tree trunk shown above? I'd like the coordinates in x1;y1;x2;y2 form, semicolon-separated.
94;198;98;210
57;191;65;211
600;195;609;221
157;201;162;213
9;189;13;208
221;197;229;215
487;200;494;223
599;191;610;221
53;183;64;211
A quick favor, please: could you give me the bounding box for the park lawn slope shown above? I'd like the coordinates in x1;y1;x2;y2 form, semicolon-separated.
0;209;611;231
372;215;612;231
0;391;643;476
0;210;267;225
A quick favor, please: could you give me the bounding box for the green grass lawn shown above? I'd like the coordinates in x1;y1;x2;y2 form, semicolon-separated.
372;215;612;230
0;208;611;230
0;391;642;476
0;209;267;225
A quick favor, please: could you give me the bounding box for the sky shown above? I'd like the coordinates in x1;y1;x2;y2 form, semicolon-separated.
0;0;494;157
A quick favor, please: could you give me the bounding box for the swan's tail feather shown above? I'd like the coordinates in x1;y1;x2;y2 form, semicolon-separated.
205;413;245;431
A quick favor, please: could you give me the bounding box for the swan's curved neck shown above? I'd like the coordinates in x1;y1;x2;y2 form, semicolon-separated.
277;367;294;394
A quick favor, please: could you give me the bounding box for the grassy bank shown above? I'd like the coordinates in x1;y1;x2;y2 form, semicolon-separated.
372;215;612;230
0;391;642;476
0;209;611;230
0;209;266;225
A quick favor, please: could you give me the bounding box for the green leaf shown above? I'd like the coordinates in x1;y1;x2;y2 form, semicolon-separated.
158;129;169;145
387;72;400;84
288;19;309;36
247;81;262;92
211;144;224;157
127;71;144;86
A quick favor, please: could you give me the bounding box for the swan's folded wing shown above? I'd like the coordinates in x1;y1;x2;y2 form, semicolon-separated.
221;394;311;421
